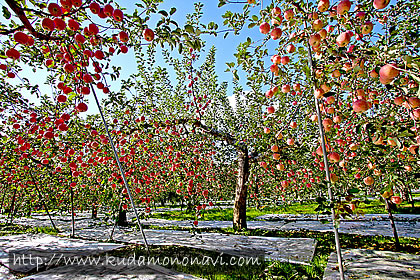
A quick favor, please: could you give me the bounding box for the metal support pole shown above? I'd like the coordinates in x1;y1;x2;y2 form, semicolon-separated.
90;85;149;251
305;26;345;280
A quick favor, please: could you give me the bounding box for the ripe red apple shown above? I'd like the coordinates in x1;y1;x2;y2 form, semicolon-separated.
333;115;342;123
272;7;282;16
352;99;371;113
270;64;279;74
322;118;333;131
328;152;340;163
336;32;351;47
60;0;72;10
271;145;279;153
318;0;330;12
337;0;351;15
276;163;285;171
286;138;295;145
89;23;99;35
282;84;291;93
284;9;294;20
270;27;282;40
361;21;373;34
281;56;290;65
286;44;296;53
6;48;20;60
48;3;62;17
76;103;88;112
363;176;374;186
390;196;402;204
143;28;155;41
379;63;399;82
373;0;390;9
408;97;420;108
314;88;325;99
312;19;323;31
42;18;55;32
259;22;270;34
89;2;100;14
54;18;66;31
271;54;281;64
68;19;80;31
267;106;275;114
113;9;124;21
309;33;322;48
74;33;85;44
14;31;29;45
318;29;327;39
104;4;114;17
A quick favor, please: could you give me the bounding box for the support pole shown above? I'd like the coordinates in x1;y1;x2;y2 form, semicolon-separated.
70;184;75;237
90;85;149;251
29;170;59;233
304;25;345;280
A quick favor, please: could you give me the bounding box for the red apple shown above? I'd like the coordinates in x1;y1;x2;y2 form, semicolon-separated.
408;97;420;108
89;2;100;14
336;32;351;47
6;48;20;60
390;196;402;204
286;44;296;53
76;103;88;112
309;33;322;48
312;19;323;31
363;176;374;186
318;0;330;12
14;31;28;45
352;99;371;113
270;27;282;40
267;106;275;114
259;22;270;34
373;0;390;9
48;3;62;17
361;21;373;34
143;28;155;41
113;9;124;21
328;152;340;163
42;18;55;32
284;9;294;20
337;0;351;15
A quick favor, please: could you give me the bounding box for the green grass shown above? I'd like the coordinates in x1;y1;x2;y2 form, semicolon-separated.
150;199;420;221
108;228;419;280
1;222;418;279
0;223;58;236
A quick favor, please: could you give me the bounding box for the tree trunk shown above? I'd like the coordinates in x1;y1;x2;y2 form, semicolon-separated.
233;147;249;230
91;204;97;219
117;209;128;227
385;198;400;249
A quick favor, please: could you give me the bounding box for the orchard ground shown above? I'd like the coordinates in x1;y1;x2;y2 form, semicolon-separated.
1;196;419;279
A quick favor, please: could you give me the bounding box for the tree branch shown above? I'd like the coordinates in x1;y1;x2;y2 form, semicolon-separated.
5;0;60;40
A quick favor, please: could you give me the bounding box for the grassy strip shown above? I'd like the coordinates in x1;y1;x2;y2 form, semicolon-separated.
0;223;58;237
110;227;419;280
1;223;419;279
150;199;420;221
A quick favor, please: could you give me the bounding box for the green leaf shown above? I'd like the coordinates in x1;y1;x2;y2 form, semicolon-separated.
158;10;168;17
185;24;194;34
2;6;11;19
170;7;176;15
348;188;360;194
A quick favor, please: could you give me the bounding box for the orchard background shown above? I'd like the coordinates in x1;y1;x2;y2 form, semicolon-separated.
0;0;419;256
